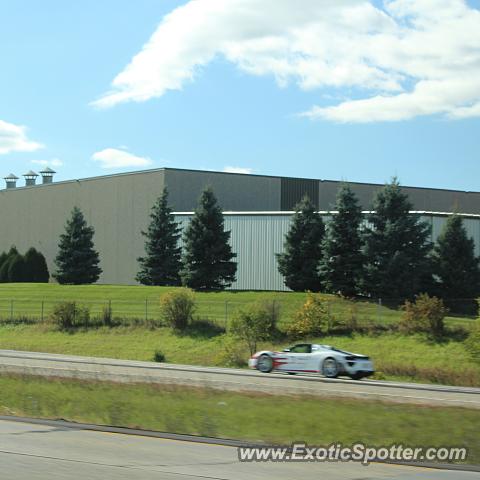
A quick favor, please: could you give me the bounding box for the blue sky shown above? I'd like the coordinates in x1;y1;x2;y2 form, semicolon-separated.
1;0;479;190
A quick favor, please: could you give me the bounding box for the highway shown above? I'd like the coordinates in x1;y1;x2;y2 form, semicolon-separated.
0;349;479;408
0;417;477;480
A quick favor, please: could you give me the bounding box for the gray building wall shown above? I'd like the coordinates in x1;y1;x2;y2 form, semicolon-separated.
164;168;281;211
175;213;480;291
0;170;166;284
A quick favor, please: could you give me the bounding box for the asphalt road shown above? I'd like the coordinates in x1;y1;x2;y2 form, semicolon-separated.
0;418;477;480
0;349;479;409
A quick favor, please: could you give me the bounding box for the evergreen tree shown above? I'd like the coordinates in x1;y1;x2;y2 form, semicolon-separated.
136;188;182;286
361;178;433;299
433;214;480;301
8;253;26;282
319;184;363;297
181;187;237;290
24;247;50;283
54;207;102;284
0;246;19;283
0;251;8;280
276;195;325;292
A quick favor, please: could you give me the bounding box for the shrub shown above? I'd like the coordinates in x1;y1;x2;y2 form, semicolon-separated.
101;303;113;327
465;319;480;364
400;293;447;337
230;301;280;355
49;301;90;330
8;254;26;282
216;335;247;368
153;350;166;362
160;288;196;331
286;294;333;338
24;247;50;283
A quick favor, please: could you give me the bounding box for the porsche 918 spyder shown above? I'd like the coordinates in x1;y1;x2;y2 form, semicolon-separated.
248;343;374;379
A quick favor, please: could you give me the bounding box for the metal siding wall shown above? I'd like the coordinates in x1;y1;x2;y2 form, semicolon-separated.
165;169;281;212
175;213;480;291
281;178;319;210
175;214;292;291
0;171;166;285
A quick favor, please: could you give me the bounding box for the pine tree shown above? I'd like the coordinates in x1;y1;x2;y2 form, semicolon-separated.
361;178;433;299
276;195;325;292
433;214;480;301
319;184;363;297
24;247;50;283
54;207;102;284
136;188;182;286
181;187;237;290
0;246;19;283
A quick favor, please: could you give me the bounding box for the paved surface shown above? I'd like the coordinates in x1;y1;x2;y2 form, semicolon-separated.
0;349;479;408
0;418;477;480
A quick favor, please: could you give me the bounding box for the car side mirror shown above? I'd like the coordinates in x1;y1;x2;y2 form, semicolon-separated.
282;348;290;352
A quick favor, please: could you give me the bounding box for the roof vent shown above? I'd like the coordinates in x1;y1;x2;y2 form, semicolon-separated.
23;170;39;186
40;167;56;184
4;173;19;189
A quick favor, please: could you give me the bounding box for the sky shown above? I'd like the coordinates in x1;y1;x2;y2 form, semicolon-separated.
1;0;479;191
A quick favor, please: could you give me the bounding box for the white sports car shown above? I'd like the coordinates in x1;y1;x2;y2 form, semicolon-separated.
248;343;374;380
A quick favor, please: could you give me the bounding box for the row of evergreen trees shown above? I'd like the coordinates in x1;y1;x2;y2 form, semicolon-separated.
136;187;237;289
50;188;236;289
8;178;479;300
0;247;49;283
277;179;480;302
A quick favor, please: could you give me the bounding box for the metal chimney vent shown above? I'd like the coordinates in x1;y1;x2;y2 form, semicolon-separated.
23;170;39;186
39;167;56;184
4;173;19;189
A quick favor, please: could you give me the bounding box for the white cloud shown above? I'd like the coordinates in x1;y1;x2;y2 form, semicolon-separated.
92;147;153;169
93;0;480;123
31;158;63;168
0;119;43;154
223;166;253;174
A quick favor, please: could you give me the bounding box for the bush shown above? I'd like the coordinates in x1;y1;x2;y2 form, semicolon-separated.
400;293;447;337
24;247;50;283
8;254;26;282
230;301;279;355
160;288;196;331
101;303;113;327
466;319;480;364
286;294;333;338
216;335;247;368
49;301;90;330
153;350;166;362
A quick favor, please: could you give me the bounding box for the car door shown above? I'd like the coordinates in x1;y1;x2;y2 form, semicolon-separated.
285;344;313;372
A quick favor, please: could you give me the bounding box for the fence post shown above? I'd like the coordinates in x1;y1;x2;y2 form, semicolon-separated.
377;298;382;324
224;301;228;331
41;301;44;322
73;302;76;325
10;300;13;322
145;298;148;322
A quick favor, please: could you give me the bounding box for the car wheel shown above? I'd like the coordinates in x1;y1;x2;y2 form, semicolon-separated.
322;357;339;378
257;354;274;373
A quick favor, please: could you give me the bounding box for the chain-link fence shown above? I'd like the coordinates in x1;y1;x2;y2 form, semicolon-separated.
0;296;476;330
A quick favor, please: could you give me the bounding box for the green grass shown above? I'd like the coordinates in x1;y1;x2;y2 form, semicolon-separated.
0;374;478;464
0;284;478;386
0;283;475;328
0;323;478;386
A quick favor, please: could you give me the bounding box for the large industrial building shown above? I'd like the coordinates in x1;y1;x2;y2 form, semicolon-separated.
1;167;480;290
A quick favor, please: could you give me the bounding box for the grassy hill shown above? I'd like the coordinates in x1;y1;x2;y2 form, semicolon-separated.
0;284;478;386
